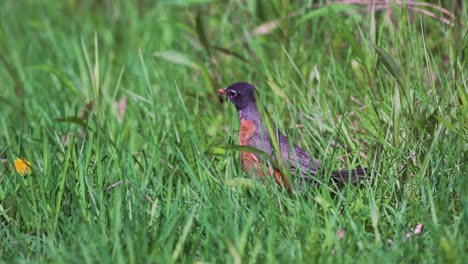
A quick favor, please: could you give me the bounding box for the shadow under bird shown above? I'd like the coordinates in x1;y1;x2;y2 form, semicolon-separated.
218;82;367;189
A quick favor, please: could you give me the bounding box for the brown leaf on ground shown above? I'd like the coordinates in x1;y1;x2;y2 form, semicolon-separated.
113;96;127;122
337;227;346;240
332;227;346;255
406;223;424;239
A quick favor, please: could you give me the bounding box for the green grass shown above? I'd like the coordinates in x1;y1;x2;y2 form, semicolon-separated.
0;0;466;263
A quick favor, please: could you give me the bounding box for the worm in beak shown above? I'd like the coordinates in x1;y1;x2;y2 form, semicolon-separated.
217;88;226;103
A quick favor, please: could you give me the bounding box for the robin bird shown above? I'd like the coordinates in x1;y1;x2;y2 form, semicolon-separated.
218;82;367;189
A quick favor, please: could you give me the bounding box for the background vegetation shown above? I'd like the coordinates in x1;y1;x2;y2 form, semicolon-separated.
0;0;466;262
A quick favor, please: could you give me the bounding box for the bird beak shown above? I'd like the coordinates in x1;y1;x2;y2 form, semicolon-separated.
217;88;226;103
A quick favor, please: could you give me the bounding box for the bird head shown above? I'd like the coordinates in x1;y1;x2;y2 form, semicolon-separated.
217;82;257;110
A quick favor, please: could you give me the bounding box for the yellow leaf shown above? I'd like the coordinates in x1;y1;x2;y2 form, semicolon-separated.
14;158;31;175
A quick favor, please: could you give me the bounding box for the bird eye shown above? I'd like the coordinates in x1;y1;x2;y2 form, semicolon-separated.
228;90;238;97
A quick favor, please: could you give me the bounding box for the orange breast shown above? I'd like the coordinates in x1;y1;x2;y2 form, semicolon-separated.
239;118;256;146
238;118;289;189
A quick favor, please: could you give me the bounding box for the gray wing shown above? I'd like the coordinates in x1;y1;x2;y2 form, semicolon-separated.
249;127;366;186
277;132;321;178
248;126;321;177
278;132;367;185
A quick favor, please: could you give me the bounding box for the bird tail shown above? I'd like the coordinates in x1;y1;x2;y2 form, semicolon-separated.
331;167;368;184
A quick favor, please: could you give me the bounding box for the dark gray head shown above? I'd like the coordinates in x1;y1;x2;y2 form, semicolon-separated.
218;82;257;111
